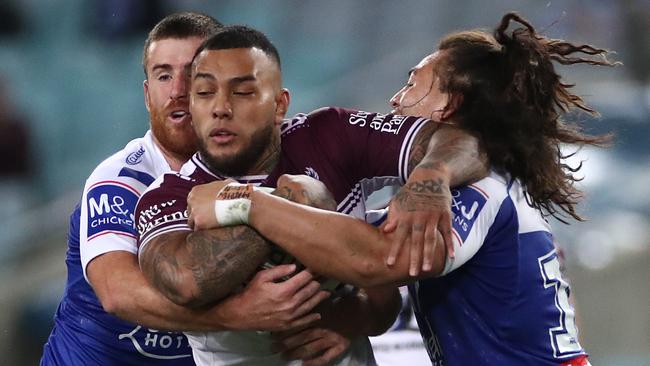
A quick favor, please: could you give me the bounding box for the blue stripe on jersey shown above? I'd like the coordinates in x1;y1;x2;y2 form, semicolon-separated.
410;195;584;365
119;167;156;186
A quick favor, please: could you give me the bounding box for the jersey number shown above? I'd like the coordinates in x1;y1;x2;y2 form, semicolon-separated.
538;251;582;358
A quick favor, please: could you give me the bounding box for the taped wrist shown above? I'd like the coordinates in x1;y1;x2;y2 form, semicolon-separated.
214;183;254;226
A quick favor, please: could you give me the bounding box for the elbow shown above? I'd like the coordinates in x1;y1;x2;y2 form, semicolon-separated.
98;289;142;320
99;292;127;317
159;274;208;309
166;268;235;308
142;265;205;308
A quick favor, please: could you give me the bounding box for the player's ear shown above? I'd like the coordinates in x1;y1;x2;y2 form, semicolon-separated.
441;92;463;121
143;79;151;113
274;88;290;125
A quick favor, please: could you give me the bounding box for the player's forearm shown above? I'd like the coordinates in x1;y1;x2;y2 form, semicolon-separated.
140;227;270;308
249;191;438;287
410;124;488;187
90;252;232;331
108;271;234;332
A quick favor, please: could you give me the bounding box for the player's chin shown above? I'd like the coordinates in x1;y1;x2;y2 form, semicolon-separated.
206;145;239;161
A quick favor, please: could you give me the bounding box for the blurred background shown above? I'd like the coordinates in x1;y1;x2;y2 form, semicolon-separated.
0;0;648;364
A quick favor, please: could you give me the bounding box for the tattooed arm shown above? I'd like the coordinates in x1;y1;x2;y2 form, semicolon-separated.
139;226;271;308
245;184;445;287
383;123;488;275
188;177;446;287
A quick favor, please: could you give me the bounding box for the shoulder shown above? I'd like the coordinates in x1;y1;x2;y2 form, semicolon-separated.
453;172;510;212
450;172;510;237
454;172;550;234
280;107;358;135
507;179;551;234
85;133;163;193
139;172;196;207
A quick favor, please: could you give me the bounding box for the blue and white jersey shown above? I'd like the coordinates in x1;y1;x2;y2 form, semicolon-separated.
41;131;194;366
408;171;585;365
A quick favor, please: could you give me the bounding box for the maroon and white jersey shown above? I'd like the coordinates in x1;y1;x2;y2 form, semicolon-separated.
137;107;430;250
136;155;266;253
135;155;374;366
265;107;430;218
134;106;430;365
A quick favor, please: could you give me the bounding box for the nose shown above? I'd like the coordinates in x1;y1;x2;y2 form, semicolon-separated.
389;89;402;110
170;73;189;100
212;93;232;120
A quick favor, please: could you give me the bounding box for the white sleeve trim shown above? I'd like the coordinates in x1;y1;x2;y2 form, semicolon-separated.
138;224;192;260
82;233;138;282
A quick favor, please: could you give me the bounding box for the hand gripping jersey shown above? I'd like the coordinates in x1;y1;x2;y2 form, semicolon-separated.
135;107;430;365
41;131;194;366
407;171;586;365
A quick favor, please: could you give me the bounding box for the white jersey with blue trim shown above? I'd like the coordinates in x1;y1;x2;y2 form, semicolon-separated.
41;130;195;366
404;171;585;365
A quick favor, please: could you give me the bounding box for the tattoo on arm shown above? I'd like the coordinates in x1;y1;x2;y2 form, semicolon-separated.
393;178;450;212
406;122;439;176
186;226;271;306
140;233;187;305
407;123;488;185
141;227;271;308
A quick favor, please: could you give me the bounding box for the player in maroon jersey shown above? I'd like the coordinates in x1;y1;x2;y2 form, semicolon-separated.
135;25;487;365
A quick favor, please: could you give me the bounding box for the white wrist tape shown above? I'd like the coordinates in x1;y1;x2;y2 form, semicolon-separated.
214;183;254;226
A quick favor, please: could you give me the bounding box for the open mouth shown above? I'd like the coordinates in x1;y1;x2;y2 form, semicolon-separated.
169;110;190;123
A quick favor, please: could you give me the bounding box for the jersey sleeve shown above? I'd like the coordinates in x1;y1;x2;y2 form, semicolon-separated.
285;107;432;184
135;174;193;256
79;178;141;281
440;178;507;275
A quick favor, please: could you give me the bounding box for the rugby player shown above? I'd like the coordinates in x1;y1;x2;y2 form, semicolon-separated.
188;13;615;365
41;13;328;365
134;25;487;365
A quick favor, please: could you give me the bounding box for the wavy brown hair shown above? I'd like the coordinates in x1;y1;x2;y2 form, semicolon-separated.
436;12;618;222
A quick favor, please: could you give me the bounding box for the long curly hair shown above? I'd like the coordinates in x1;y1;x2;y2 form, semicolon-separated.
436;12;618;222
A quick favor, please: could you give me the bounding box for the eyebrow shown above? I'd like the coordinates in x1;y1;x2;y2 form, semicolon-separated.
193;73;257;85
194;72;216;81
151;64;173;74
229;75;256;85
408;68;416;77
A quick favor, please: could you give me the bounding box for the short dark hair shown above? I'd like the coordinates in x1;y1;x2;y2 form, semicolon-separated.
194;25;281;69
142;12;222;77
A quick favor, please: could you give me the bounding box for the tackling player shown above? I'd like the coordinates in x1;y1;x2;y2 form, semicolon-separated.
41;13;328;365
188;13;615;366
134;25;487;365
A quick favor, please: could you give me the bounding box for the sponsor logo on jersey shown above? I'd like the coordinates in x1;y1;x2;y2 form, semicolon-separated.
450;186;488;242
126;146;145;165
118;326;193;360
137;200;186;237
304;166;320;180
87;183;139;239
348;110;408;135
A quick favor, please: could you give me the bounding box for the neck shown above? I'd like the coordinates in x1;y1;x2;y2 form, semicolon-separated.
247;139;280;176
153;137;192;172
